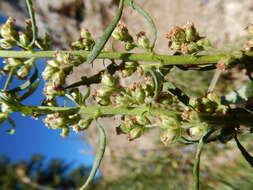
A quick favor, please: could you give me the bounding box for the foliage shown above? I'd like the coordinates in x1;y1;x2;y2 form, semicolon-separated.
0;0;253;189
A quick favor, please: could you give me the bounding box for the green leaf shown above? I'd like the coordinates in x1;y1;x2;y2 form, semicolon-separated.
192;129;214;190
234;134;253;167
163;81;190;106
18;79;40;101
147;68;164;100
124;0;157;50
221;81;253;105
6;117;16;134
79;121;106;190
86;0;124;64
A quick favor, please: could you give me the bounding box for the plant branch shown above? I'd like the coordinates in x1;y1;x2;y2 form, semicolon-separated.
0;50;250;66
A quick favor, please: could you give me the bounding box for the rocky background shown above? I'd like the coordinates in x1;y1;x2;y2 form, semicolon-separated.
1;0;253;180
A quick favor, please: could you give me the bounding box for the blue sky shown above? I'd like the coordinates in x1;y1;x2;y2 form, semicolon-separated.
0;15;94;168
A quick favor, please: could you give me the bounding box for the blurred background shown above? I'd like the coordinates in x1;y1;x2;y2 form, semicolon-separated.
0;0;253;189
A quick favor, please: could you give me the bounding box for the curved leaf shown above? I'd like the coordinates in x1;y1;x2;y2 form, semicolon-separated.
234;134;253;167
163;81;190;106
26;0;38;47
79;121;106;190
18;79;40;101
86;0;124;64
124;0;157;50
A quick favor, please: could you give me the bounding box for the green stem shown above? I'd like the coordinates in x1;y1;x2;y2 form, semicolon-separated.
0;50;250;66
4;67;17;90
192;129;214;190
25;0;38;47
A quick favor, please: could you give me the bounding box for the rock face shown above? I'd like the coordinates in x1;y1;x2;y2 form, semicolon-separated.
1;0;253;180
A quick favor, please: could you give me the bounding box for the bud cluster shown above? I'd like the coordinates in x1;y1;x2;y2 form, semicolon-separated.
159;115;182;145
94;72;118;106
112;22;136;51
43;112;93;137
0;17;50;50
0;17;18;49
189;92;227;115
165;22;211;55
42;53;82;100
1;58;35;80
71;29;95;51
116;115;151;141
119;61;139;78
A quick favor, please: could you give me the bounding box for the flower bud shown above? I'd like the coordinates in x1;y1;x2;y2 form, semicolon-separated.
124;42;136;51
184;22;198;42
117;122;132;134
47;60;60;68
19;32;30;48
7;58;23;67
80;28;92;39
128;125;144;140
159;115;180;129
170;41;182;52
160;128;181;145
42;65;58;80
188;124;208;139
165;26;186;43
115;95;133;107
78;117;93;131
0;38;16;49
101;73;116;87
137;32;150;50
82;38;95;51
95;96;111;106
17;64;31;80
133;86;145;104
51;70;65;87
206;92;219;103
61;127;70;137
112;23;133;42
97;86;115;97
1;102;12;113
0;17;18;40
136;115;150;126
184;42;201;54
196;38;211;48
1;64;12;74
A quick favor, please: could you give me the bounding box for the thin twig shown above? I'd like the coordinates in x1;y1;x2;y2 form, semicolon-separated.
208;70;221;92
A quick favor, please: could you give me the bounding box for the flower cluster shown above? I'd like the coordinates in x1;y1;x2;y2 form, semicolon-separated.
71;29;95;51
43;112;93;137
112;22;151;51
0;17;50;50
165;22;211;54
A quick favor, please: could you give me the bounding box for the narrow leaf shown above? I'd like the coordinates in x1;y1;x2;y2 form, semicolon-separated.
86;0;124;64
6;117;16;134
234;134;253;167
193;129;214;190
147;68;164;100
18;79;40;101
79;121;106;190
124;0;157;49
163;81;190;106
